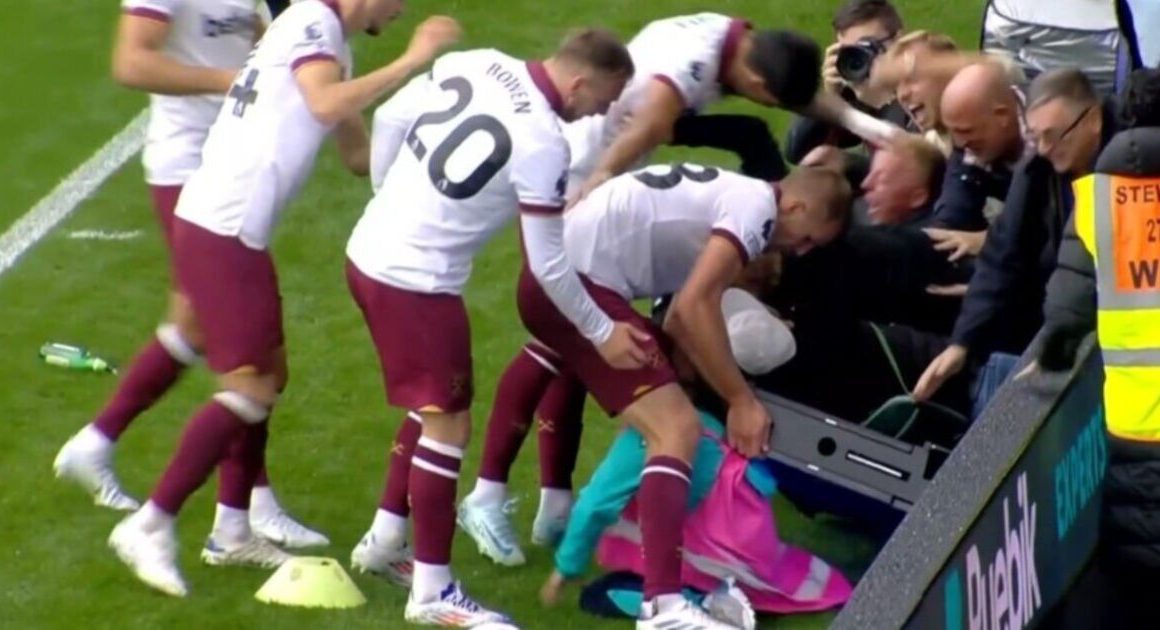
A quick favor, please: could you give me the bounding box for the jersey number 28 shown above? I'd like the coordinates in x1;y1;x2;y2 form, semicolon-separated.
405;77;513;200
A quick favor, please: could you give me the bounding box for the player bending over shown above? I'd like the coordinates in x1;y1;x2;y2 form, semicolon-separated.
512;162;851;629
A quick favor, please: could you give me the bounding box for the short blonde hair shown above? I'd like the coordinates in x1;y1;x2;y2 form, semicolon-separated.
884;30;957;62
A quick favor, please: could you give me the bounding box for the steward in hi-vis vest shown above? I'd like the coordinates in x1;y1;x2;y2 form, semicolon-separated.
1034;124;1160;628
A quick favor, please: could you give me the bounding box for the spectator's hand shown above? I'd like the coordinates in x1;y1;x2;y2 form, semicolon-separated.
822;42;845;94
913;344;968;401
566;169;612;209
924;228;986;262
540;570;575;606
597;321;652;370
726;394;773;457
926;283;968;297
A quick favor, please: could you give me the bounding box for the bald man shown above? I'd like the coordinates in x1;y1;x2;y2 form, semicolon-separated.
926;62;1032;233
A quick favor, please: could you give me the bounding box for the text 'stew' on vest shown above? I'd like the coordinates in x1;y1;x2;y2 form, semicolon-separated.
1075;161;1160;439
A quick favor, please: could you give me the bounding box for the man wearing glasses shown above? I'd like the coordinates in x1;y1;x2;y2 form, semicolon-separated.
913;68;1120;407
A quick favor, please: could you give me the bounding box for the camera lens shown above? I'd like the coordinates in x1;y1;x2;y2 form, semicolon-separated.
837;45;875;84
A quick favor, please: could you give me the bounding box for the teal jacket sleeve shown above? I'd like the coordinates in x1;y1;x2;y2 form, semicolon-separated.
554;427;648;579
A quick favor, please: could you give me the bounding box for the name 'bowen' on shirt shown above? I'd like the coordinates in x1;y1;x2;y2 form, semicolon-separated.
486;63;533;114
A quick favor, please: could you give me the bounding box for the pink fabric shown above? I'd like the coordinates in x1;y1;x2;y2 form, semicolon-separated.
596;449;852;614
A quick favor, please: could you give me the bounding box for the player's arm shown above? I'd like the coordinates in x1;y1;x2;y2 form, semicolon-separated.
517;144;648;369
575;79;686;200
369;74;428;191
663;235;750;406
797;91;905;148
112;8;236;95
333;114;369;177
665;234;772;456
293;15;459;127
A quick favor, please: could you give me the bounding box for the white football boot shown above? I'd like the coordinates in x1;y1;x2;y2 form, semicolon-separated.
638;598;742;630
53;429;140;511
456;498;525;566
404;580;512;627
702;578;757;630
350;531;414;587
200;535;293;569
108;514;187;597
250;509;329;549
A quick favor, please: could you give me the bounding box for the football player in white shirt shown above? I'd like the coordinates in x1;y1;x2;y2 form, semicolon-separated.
343;29;634;627
106;0;460;598
517;163;852;629
456;13;902;560
52;0;329;552
564;15;822;202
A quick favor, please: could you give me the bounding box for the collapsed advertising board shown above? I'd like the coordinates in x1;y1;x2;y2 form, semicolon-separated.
906;352;1108;630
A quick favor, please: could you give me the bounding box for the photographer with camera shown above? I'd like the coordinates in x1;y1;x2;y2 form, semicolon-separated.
784;0;912;183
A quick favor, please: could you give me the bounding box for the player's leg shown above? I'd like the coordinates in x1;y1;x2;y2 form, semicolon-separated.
233;356;329;549
458;342;559;566
516;269;736;629
108;223;292;596
532;372;586;547
344;263;510;625
54;186;200;511
346;263;417;586
353;408;421;582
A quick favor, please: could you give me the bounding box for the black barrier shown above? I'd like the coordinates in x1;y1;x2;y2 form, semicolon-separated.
832;337;1107;630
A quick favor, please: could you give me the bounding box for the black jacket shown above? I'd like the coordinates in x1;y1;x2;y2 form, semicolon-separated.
950;100;1120;358
929;148;1014;231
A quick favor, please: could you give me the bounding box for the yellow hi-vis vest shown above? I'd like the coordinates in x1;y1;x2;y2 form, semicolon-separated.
1073;173;1160;440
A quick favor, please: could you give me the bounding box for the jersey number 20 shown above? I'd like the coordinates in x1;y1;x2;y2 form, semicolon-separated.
405;77;513;200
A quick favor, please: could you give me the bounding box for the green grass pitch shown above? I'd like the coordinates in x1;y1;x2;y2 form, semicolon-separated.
0;1;983;627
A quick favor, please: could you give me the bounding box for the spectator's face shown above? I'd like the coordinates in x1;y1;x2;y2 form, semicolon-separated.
836;19;894;47
861;148;928;225
943;101;1021;164
1026;98;1100;175
895;45;946;131
773;201;844;257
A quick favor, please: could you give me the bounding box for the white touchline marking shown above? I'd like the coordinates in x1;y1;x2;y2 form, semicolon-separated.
67;229;144;241
0;109;148;276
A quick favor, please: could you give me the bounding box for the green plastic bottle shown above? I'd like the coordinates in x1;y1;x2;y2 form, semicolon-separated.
39;342;118;374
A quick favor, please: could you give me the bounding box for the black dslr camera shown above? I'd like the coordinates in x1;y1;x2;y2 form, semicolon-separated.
836;38;888;84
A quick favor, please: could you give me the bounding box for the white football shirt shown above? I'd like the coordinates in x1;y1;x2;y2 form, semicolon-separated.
566;162;776;300
121;0;260;186
347;49;570;295
175;0;352;249
563;13;750;189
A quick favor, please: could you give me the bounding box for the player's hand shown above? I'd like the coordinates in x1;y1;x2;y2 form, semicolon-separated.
597;321;652;370
726;393;773;457
924;228;986;262
403;15;461;65
540;570;576;606
567;170;612;209
822;42;844;94
913;344;968;401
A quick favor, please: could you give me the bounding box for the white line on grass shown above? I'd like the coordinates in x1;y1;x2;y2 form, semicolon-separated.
0;109;148;276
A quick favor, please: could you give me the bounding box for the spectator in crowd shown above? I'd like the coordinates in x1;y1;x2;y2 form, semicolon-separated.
933;62;1032;232
784;0;912;181
912;68;1122;413
860;134;946;227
